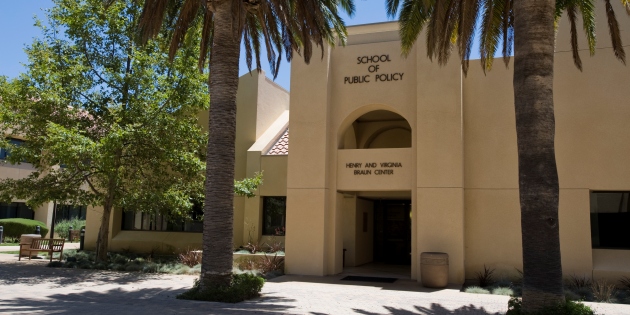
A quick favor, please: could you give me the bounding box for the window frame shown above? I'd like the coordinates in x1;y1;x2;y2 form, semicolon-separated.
262;196;287;236
590;190;630;250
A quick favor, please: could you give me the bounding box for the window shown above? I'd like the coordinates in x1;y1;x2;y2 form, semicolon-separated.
0;202;34;220
0;138;25;160
590;191;630;249
263;196;286;236
55;205;87;223
121;201;203;233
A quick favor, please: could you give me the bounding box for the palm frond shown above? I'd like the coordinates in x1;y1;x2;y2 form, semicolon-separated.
398;0;432;56
168;0;203;61
137;0;170;45
567;4;583;70
578;0;596;56
604;0;626;63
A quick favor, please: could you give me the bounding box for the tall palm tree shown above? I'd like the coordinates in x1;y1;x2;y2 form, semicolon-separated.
386;0;627;311
106;0;354;288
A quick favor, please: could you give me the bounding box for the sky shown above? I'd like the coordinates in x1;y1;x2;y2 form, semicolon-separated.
0;0;397;91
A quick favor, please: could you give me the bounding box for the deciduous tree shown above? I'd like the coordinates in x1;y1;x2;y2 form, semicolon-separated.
0;0;208;262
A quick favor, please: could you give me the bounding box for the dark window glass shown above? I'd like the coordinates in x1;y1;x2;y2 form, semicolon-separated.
263;197;286;236
121;201;203;233
55;205;87;223
0;202;34;219
590;191;630;249
0;138;25;160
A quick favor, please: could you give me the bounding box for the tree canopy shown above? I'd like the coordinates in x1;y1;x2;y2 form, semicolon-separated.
0;0;209;260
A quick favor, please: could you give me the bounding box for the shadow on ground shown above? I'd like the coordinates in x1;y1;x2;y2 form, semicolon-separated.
0;287;296;314
269;275;462;294
351;304;503;315
0;261;165;287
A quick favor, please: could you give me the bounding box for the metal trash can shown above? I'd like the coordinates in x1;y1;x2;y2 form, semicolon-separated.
420;252;449;288
19;234;42;258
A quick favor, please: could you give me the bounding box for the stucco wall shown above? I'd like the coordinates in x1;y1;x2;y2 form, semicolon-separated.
461;0;630;281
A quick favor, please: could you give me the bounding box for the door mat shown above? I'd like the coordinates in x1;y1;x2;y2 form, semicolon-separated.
340;276;397;283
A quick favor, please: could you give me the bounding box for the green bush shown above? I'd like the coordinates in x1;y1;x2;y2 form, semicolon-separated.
0;218;48;238
177;274;265;303
54;218;85;240
492;287;514;296
465;286;491;294
506;297;594;315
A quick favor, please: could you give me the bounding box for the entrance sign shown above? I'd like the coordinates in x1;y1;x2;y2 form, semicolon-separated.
337;148;412;191
344;54;405;85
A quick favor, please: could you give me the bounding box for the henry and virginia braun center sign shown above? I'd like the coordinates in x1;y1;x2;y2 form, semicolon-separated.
344;54;404;84
337;148;412;191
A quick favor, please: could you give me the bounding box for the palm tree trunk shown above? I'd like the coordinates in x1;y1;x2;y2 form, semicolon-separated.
200;0;242;289
513;0;564;311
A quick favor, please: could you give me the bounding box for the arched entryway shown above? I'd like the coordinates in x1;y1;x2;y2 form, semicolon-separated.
338;109;413;279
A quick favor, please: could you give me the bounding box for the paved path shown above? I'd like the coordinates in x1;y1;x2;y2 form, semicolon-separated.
0;253;628;315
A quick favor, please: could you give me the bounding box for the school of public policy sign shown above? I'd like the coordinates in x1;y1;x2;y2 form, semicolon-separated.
344;54;404;84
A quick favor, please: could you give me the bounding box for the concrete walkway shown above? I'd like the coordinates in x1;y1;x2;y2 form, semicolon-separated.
0;253;628;315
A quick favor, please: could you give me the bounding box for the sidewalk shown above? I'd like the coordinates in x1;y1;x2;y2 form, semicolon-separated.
0;256;628;315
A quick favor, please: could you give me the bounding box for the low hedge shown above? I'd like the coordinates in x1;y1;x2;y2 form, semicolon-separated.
177;274;265;303
0;218;48;238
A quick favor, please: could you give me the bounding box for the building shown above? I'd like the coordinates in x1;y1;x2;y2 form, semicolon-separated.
5;1;629;285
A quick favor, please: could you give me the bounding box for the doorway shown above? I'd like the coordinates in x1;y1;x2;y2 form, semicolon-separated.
374;200;411;265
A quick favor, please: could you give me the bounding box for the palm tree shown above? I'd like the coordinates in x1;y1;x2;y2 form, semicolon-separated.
106;0;355;288
386;0;627;311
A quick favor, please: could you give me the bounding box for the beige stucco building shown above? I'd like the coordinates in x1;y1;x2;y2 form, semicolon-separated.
5;1;628;285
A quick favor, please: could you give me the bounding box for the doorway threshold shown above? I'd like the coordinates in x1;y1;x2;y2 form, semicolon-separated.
341;262;411;280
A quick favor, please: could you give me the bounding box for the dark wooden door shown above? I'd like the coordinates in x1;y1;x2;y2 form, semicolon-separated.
374;200;411;265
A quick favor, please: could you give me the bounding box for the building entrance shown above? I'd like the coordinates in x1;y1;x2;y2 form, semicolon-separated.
373;200;411;265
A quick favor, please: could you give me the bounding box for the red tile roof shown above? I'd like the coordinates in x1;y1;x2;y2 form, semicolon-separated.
266;128;289;155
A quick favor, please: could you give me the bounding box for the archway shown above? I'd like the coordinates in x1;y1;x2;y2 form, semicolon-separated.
339;110;412;149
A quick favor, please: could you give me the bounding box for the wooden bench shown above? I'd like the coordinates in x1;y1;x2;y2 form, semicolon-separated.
19;238;65;262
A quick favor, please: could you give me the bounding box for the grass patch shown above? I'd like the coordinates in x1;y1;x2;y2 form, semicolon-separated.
465;286;490;294
492;287;514;296
177;274;265;303
45;250;200;275
1;251;20;254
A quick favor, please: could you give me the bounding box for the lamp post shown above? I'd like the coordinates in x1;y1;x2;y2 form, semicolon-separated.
50;201;58;239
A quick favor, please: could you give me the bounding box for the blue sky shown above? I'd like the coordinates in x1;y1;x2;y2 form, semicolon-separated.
0;1;426;91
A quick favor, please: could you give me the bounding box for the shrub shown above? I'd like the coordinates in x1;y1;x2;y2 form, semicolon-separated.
265;241;284;253
177;274;265;303
256;254;284;275
567;274;592;290
592;279;616;303
0;218;48;238
2;235;20;243
506;297;594;315
465;286;490;294
573;287;594;301
236;258;258;271
476;265;495;287
619;276;630;291
54;218;85;240
177;248;202;267
564;289;581;301
244;242;263;254
492;287;514;296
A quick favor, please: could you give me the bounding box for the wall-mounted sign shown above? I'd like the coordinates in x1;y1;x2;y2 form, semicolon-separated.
337;148;412;191
344;54;405;85
345;162;403;175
